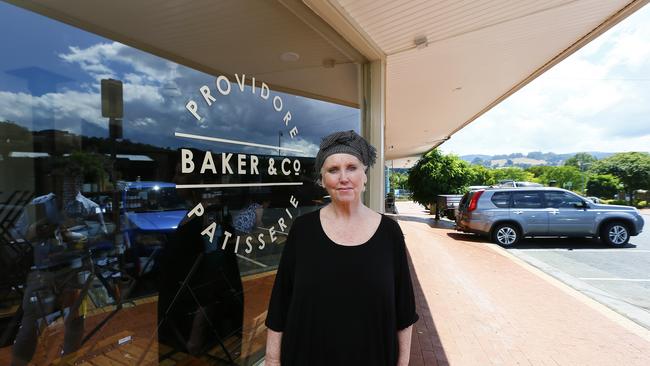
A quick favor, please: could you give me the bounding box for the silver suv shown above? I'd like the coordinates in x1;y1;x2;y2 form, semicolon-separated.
455;187;645;247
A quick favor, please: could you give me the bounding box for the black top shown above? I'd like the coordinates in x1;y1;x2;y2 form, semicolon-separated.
265;209;419;366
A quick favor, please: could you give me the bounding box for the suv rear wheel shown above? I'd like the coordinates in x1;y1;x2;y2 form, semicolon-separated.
601;221;630;247
492;223;521;247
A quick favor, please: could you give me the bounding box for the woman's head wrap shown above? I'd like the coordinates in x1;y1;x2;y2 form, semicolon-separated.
314;130;377;175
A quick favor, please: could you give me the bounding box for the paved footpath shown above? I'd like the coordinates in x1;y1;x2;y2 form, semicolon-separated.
395;201;650;366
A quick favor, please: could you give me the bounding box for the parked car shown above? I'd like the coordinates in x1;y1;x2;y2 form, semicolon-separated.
435;194;463;220
455;187;644;247
119;181;188;275
496;180;544;188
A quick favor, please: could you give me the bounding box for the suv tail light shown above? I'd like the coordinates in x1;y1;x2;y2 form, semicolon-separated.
468;190;485;212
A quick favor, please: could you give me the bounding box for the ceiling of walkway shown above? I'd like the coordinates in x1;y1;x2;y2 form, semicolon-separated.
306;0;648;163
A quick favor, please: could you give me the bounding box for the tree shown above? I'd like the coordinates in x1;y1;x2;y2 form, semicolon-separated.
389;171;409;190
591;152;650;204
537;166;585;192
407;149;473;208
468;164;495;186
526;165;552;178
564;152;597;172
491;167;534;183
586;174;620;198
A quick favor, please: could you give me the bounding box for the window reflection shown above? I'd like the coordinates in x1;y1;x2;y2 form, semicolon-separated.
0;3;359;365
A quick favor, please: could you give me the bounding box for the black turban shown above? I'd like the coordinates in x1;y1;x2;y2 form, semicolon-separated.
314;130;377;175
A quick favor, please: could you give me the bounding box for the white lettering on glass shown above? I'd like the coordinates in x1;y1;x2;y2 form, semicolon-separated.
199;85;215;106
200;151;217;174
181;149;194;173
222;153;234;174
235;73;246;92
281;158;291;175
201;222;217;243
238;154;247;174
216;75;231;95
260;82;270;100
186;100;201;121
273;96;283;112
188;203;204;218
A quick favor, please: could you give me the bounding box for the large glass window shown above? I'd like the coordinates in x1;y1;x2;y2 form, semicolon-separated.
0;3;360;364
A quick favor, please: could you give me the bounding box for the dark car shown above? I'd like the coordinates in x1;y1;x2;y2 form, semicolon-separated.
120;181;188;274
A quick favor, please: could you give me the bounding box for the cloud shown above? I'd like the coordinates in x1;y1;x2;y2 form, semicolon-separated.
59;43;122;80
281;136;320;157
440;4;650;156
0;90;101;128
4;36;360;157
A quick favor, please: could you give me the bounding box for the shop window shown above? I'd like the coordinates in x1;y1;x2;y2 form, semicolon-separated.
0;3;360;364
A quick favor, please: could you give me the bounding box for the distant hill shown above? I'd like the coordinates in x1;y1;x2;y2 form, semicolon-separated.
460;151;617;168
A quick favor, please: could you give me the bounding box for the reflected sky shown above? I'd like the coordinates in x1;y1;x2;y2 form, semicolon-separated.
0;2;360;158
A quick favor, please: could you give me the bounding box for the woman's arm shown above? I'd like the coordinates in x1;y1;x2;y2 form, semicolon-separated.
265;328;283;365
397;324;413;366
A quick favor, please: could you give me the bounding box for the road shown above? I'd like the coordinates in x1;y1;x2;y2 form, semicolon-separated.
508;210;650;328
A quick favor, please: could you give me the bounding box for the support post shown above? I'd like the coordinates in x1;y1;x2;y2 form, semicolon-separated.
361;60;386;212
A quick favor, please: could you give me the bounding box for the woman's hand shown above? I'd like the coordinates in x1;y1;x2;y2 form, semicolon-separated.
265;328;282;365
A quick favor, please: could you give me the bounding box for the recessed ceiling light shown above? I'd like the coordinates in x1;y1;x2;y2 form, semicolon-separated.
322;58;336;68
414;35;428;49
281;52;300;62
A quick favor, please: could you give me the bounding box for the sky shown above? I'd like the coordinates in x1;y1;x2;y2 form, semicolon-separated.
439;3;650;157
0;2;359;158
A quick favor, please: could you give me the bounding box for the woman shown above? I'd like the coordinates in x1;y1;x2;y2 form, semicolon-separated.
264;130;419;365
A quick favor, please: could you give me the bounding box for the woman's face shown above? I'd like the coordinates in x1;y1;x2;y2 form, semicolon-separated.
321;153;367;204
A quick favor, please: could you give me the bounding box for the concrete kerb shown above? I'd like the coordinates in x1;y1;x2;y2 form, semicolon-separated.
483;242;650;342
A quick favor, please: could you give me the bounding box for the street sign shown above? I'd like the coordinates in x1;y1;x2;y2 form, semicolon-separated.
101;79;123;118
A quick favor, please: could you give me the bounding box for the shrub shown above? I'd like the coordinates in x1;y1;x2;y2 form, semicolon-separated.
586;174;619;198
601;199;629;205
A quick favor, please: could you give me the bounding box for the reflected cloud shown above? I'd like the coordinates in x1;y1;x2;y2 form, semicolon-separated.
2;39;359;157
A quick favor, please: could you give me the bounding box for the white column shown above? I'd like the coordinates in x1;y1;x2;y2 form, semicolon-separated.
361;60;386;212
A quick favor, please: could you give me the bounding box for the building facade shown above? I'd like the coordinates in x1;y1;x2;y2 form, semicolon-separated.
0;1;381;364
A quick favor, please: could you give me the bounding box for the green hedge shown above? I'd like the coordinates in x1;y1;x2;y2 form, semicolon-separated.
601;199;648;208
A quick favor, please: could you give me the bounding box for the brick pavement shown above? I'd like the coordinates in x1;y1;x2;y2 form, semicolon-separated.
395;201;650;366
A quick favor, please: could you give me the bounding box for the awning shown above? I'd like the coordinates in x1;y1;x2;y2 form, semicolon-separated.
306;0;649;160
